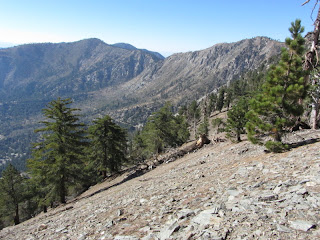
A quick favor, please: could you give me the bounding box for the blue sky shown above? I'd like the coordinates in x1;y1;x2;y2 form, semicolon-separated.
0;0;318;56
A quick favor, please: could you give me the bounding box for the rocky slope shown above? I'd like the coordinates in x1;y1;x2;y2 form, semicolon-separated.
88;37;284;124
1;129;319;240
98;37;283;107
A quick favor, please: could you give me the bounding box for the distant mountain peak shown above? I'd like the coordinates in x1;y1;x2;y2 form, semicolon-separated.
112;43;137;51
112;42;165;60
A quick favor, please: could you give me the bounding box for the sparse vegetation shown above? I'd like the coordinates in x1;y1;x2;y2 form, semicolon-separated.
0;17;317;231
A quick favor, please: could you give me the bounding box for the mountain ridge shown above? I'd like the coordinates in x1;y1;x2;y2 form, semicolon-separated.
85;36;284;124
0;38;164;101
112;42;165;60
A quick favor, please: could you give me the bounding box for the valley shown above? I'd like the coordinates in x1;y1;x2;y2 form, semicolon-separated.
0;37;284;173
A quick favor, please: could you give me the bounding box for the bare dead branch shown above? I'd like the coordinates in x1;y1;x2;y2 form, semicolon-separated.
311;0;319;21
316;46;319;66
304;2;320;71
302;0;312;6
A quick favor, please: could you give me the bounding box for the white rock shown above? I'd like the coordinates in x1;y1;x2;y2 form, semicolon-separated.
289;220;316;232
159;220;180;240
114;236;139;240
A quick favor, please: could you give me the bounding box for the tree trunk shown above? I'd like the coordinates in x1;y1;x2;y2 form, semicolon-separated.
310;100;319;129
274;129;282;142
304;3;320;129
237;132;241;142
14;204;19;225
59;176;66;204
193;114;196;139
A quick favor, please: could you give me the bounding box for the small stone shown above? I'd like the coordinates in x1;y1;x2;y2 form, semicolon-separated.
37;224;47;231
296;188;308;195
141;233;160;240
227;188;242;196
139;226;151;233
252;181;264;188
114;236;139;240
258;193;278;202
118;217;127;222
192;209;223;228
105;220;115;228
277;224;292;233
273;186;281;194
177;209;195;219
140;198;147;204
289;220;316;232
117;209;124;216
78;233;88;240
306;181;317;187
159;220;180;240
299;179;310;184
55;226;67;233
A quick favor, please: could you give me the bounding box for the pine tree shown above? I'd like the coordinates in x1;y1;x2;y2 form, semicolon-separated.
188;100;201;138
211;118;225;134
216;88;225;112
136;102;190;158
225;98;248;142
208;93;217;114
224;88;233;110
28;98;86;204
174;114;190;144
246;19;308;152
178;104;188;116
0;164;25;225
197;116;209;136
88;115;127;178
130;130;147;163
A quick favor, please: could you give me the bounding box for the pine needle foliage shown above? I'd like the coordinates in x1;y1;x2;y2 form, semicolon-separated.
246;19;309;152
225;98;249;142
87;115;127;178
134;102;189;159
0;164;25;226
28;98;86;204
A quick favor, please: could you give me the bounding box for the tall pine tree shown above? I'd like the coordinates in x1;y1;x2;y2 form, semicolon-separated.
246;19;308;152
0;164;25;225
28;98;86;204
225;97;248;142
216;88;225;112
188;100;201;138
88;115;127;178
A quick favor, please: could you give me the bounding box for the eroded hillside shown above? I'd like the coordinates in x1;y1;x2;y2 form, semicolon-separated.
1;130;319;240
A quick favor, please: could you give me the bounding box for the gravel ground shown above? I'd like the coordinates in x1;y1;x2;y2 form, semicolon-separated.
1;130;320;240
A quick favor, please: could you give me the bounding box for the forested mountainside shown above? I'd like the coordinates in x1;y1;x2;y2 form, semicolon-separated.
0;39;164;172
0;36;283;173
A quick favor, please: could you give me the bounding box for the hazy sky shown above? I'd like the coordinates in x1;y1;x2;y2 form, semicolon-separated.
0;0;318;56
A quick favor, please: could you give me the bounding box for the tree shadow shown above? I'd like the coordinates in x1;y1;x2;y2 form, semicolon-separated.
287;138;320;150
